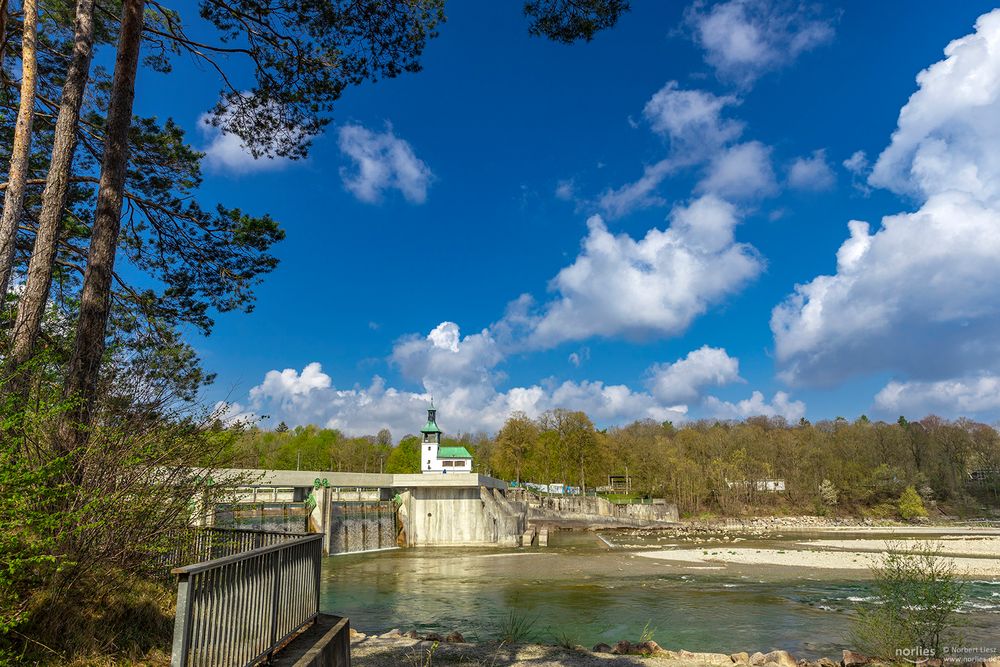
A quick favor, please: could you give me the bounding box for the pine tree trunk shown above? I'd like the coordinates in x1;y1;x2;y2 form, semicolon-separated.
0;0;9;70
60;0;144;449
0;0;39;299
8;0;96;377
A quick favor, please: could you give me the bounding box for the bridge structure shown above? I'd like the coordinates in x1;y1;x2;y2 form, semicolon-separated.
207;469;526;555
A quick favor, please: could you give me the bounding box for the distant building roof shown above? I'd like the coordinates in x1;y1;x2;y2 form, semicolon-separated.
437;446;472;459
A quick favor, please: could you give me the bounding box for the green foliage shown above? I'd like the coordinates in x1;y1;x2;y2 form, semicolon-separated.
853;542;966;659
0;427;69;636
386;435;422;474
523;0;630;43
196;0;447;160
899;486;929;520
868;464;906;503
862;502;900;521
493;411;538;483
0;355;242;663
639;620;656;643
230;425;391;472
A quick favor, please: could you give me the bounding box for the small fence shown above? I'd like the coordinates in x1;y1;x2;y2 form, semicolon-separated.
170;532;323;667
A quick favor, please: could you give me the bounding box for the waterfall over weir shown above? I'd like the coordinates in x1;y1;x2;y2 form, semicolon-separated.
327;500;398;555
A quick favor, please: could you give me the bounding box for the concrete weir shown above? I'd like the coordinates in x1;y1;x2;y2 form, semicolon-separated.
214;469;525;554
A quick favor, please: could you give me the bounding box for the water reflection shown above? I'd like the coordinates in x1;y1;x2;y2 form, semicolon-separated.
319;531;1000;658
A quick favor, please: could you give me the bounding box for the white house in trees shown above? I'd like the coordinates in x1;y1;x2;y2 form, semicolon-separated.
420;404;473;473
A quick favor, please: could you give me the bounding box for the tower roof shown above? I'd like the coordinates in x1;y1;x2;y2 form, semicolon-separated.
421;403;442;434
421;420;442;434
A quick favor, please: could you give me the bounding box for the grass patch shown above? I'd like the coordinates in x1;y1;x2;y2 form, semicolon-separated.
494;610;537;644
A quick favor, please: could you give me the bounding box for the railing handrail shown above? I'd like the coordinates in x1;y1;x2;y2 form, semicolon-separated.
171;533;321;576
200;526;310;537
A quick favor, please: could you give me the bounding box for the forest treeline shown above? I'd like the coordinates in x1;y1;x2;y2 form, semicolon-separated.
228;411;1000;518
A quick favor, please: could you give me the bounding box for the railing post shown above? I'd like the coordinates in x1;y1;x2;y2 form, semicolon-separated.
170;573;194;667
313;538;321;617
267;547;285;661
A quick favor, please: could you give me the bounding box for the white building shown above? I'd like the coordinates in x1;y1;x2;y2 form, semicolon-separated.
420;404;473;474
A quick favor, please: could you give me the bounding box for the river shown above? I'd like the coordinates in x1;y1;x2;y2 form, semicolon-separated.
318;529;1000;658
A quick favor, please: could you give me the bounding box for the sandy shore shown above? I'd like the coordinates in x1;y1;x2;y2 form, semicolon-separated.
801;536;1000;557
635;545;1000;576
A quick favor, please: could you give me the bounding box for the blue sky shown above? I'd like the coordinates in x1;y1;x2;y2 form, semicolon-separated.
131;1;1000;437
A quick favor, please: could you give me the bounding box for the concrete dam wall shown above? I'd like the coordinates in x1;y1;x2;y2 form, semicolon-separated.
211;470;526;552
397;486;526;547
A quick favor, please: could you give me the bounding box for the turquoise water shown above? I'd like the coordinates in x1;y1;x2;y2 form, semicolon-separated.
318;531;1000;658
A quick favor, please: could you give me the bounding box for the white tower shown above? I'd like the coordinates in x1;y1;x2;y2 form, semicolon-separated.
420;403;443;472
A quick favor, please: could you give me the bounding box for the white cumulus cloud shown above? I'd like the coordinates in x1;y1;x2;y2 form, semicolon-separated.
239;336;778;435
338;123;433;204
788;149;835;190
875;375;1000;417
647;345;742;403
869;12;1000;204
704;390;806;422
772;10;1000;390
642;82;743;156
599;82;776;217
686;0;835;88
524;197;763;348
698;141;777;199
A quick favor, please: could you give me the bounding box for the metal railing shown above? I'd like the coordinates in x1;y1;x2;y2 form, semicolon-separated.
170;533;323;667
152;527;308;580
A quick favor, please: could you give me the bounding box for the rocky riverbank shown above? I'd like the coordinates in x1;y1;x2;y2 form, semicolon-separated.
349;630;1000;667
612;516;1000;544
609;518;1000;576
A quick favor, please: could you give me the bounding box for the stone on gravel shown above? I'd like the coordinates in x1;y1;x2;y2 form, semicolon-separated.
732;652;751;664
635;640;663;655
678;650;735;665
843;650;870;667
592;643;613;653
765;649;798;667
612;640;633;655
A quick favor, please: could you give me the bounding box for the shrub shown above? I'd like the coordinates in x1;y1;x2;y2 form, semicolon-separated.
819;479;839;507
899;486;928;520
862;502;899;520
852;541;965;659
0;360;241;663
